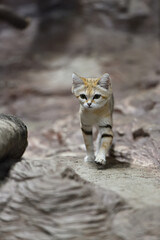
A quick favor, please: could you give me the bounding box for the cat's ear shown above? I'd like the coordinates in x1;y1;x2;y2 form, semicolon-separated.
72;73;83;89
98;73;111;89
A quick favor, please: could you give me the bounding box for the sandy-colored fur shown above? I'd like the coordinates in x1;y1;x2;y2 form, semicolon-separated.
72;73;113;165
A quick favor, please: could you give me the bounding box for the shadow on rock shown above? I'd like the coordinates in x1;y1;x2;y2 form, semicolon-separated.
95;156;131;170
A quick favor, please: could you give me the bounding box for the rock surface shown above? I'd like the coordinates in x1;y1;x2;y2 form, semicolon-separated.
1;160;160;240
0;161;127;240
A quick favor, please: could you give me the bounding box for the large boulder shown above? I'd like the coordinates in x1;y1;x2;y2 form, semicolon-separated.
0;114;28;179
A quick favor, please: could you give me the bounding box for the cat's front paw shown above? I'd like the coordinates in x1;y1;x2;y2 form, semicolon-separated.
95;155;106;165
84;155;95;163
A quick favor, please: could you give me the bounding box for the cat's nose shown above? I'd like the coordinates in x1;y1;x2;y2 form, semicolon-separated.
87;102;92;107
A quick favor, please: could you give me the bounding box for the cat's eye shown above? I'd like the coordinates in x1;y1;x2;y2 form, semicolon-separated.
93;94;101;99
80;94;87;100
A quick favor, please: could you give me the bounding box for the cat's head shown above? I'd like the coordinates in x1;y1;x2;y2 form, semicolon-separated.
72;73;112;109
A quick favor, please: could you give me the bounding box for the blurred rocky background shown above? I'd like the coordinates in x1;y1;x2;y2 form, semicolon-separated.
0;0;160;239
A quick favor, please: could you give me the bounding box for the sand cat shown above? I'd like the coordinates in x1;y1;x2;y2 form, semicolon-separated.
72;73;114;165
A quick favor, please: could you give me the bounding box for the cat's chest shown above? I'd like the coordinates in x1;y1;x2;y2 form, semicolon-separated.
80;102;112;125
80;111;98;125
80;109;111;126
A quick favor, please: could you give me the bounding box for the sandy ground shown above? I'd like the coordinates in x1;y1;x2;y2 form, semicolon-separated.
56;155;160;208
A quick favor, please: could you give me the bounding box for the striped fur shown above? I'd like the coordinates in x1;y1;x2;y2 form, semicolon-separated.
72;73;114;165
